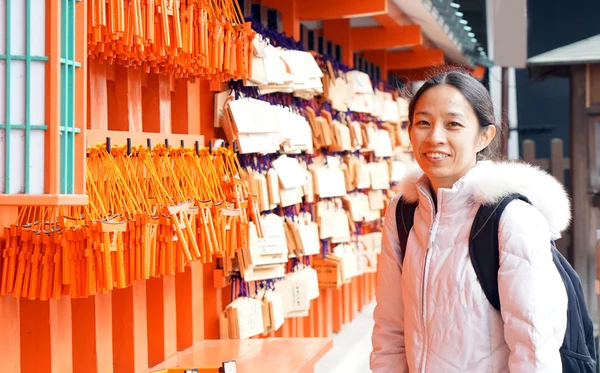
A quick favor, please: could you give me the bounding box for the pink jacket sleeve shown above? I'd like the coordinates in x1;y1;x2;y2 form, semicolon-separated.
498;200;568;372
370;194;410;373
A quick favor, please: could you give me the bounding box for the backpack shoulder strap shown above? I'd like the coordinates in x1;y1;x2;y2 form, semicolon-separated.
469;193;531;311
395;196;418;264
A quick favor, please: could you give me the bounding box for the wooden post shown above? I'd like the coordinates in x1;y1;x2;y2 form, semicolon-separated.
522;139;535;164
147;275;178;367
112;283;149;373
570;65;594;304
550;138;565;184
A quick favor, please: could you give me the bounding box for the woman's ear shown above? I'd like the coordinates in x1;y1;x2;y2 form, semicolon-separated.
476;125;496;153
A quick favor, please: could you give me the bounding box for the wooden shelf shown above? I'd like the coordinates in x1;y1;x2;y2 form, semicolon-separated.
87;129;205;148
0;194;88;206
144;338;333;373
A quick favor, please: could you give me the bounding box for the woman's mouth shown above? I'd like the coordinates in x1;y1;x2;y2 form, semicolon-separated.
424;152;450;161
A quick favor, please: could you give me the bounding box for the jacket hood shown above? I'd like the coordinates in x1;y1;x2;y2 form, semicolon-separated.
397;161;571;235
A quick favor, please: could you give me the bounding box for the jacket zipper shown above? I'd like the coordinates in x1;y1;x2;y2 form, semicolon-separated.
420;192;441;373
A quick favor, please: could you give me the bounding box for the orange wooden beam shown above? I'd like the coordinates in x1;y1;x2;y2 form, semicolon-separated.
297;0;387;21
390;67;438;82
388;49;445;70
362;50;388;81
471;65;487;81
352;25;421;51
323;19;353;67
372;0;412;29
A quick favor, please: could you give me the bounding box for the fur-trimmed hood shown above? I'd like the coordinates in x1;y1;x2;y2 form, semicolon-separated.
397;161;571;235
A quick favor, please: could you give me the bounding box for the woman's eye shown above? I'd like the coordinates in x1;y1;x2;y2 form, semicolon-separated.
447;121;462;128
416;120;430;126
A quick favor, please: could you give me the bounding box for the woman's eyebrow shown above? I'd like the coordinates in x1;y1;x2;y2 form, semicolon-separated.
447;112;465;118
415;111;431;116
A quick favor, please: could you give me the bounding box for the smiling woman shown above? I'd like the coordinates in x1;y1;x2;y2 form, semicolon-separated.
369;69;585;373
407;70;498;193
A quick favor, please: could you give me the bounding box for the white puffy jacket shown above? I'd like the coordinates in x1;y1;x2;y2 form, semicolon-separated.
370;161;570;373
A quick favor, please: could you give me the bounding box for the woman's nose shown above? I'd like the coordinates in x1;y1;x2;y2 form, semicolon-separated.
427;124;446;144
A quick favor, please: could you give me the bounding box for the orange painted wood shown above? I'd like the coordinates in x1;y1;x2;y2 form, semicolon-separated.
20;299;51;373
0;295;20;373
388;49;445;71
372;0;413;29
171;79;190;135
262;0;300;40
471;65;487;81
304;300;317;337
0;194;88;206
144;338;333;373
297;0;387;21
343;283;351;325
20;298;73;373
352;25;421;51
49;298;74;373
350;278;358;320
96;293;114;373
72;294;114;373
202;262;221;339
44;0;61;194
0;209;19;371
323;19;353;67
88;61;108;131
389;67;437;83
112;282;149;373
363;50;388;81
112;66;143;132
282;318;291;337
147;276;178;367
357;275;364;310
171;79;202;136
316;291;325;337
324;289;333;337
176;262;205;351
332;288;343;332
198;80;215;145
74;0;87;195
142;74;172;133
86;130;204;149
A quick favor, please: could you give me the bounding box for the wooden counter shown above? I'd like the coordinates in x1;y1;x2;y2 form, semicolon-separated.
144;338;333;373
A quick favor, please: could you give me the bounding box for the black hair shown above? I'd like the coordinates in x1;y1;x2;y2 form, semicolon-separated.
406;68;502;161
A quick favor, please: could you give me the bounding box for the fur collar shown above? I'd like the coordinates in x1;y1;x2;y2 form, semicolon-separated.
397;161;571;234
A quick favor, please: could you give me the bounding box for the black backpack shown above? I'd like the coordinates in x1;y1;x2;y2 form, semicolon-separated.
395;193;596;372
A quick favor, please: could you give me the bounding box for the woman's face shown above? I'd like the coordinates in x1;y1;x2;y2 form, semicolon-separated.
409;84;495;191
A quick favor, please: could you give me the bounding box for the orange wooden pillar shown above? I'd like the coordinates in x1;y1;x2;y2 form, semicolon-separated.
72;57;115;373
332;287;343;333
0;289;20;372
112;284;149;373
20;297;73;373
323;19;353;67
262;0;300;41
363;50;389;83
72;293;114;373
147;276;178;367
175;261;205;349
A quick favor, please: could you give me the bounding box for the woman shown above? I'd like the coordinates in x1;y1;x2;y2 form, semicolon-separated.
370;70;570;372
